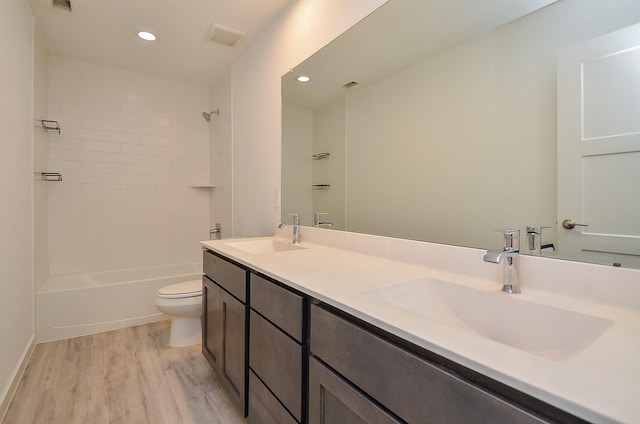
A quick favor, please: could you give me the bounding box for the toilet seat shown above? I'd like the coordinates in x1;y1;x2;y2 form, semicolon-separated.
156;280;202;299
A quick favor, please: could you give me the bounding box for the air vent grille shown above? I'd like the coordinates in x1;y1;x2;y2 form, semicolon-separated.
52;0;71;11
207;23;246;48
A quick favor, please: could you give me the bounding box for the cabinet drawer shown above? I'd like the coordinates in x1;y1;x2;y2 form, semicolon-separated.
250;273;304;342
311;305;547;424
203;250;246;302
309;357;401;424
249;370;298;424
250;310;303;422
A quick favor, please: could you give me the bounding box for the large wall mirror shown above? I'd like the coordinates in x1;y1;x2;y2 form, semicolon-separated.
282;0;640;268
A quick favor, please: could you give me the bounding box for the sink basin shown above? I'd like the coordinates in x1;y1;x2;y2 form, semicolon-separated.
365;278;612;360
225;239;306;254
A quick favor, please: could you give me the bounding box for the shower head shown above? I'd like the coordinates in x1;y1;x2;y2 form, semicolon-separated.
202;109;220;122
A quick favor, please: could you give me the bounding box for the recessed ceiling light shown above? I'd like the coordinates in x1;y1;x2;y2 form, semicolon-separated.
138;31;156;41
296;75;311;83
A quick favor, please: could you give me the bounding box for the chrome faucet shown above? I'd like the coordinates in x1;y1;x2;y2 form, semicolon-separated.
286;213;301;244
525;225;554;255
313;212;334;228
483;229;520;294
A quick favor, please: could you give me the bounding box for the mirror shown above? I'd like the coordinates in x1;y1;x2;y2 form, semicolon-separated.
282;0;640;268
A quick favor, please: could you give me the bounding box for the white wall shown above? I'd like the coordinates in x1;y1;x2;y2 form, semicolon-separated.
33;25;49;288
47;57;210;274
227;0;388;237
345;0;640;248
0;0;35;412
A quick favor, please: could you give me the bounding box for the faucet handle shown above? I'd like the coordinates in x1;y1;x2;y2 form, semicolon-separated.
286;213;300;225
526;225;551;234
493;228;520;249
314;212;327;226
493;228;520;235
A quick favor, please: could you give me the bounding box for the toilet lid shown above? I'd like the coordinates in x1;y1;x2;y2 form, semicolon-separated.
157;280;202;299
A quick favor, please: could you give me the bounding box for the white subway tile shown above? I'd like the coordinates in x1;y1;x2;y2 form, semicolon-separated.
49;137;82;150
63;126;102;141
101;152;139;164
82;118;121;132
121;164;156;175
101;130;138;144
121;101;155;116
47;113;82;128
82;139;121;153
100;173;139;185
120;143;155;156
53;103;101;119
139;114;172;128
139;155;172;166
138;134;171;147
82;161;121;174
48;159;82;172
121;122;157;136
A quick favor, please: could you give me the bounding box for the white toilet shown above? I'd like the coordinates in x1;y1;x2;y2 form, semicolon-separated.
154;280;202;347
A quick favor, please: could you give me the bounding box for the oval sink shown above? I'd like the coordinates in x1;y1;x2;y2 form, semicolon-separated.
365;278;612;360
225;239;306;254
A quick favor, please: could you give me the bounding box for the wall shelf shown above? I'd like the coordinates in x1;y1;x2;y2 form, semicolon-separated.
41;120;61;135
190;184;216;188
312;152;330;160
41;172;63;182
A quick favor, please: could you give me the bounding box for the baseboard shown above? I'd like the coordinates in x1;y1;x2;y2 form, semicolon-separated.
0;335;36;423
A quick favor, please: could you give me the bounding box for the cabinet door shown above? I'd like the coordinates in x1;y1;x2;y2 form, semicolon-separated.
220;287;246;410
203;276;222;367
202;276;247;416
309;357;401;424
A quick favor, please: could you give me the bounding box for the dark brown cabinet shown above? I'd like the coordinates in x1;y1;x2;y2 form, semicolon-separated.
202;250;249;417
308;356;400;424
202;249;578;424
248;273;307;424
310;304;550;424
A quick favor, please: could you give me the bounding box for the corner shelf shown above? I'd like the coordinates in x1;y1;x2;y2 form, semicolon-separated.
190;184;216;188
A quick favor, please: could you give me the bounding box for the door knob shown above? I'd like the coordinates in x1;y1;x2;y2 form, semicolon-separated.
562;219;588;230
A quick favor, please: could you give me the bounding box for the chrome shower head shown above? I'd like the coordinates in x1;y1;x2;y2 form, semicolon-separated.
202;109;220;122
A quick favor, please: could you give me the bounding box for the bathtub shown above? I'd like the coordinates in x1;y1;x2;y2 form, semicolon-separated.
36;262;202;342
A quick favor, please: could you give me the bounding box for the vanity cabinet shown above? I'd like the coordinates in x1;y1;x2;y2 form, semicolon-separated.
248;273;307;424
310;304;551;424
202;248;580;424
202;250;249;417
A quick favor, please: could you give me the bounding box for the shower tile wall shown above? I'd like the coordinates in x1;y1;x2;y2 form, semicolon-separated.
47;57;210;275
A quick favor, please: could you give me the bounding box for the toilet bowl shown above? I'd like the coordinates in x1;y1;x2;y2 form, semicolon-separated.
154;280;202;347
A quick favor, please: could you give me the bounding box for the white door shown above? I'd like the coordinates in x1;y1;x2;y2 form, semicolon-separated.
557;23;640;268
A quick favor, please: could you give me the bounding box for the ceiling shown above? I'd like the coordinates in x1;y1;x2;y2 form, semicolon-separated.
28;0;294;86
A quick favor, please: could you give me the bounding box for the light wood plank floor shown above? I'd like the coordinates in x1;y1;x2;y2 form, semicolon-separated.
2;321;246;424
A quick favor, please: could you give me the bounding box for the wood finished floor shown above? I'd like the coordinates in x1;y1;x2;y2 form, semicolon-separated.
2;321;246;424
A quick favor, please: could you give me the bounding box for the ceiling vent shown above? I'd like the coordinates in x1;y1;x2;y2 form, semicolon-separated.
52;0;71;11
207;23;246;48
343;81;359;89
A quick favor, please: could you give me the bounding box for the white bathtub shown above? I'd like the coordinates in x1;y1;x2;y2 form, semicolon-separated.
36;262;202;342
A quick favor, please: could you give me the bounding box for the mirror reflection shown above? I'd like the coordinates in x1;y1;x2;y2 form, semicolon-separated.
282;0;640;268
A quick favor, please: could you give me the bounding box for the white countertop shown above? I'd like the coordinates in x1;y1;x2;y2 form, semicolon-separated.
201;227;640;424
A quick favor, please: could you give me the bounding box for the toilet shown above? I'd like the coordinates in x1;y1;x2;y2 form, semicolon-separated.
154;280;202;347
